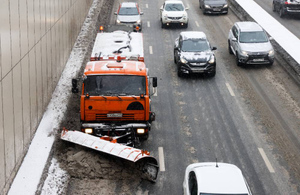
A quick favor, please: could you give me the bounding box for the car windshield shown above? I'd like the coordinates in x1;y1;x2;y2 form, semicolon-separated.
119;7;139;15
239;31;268;43
84;75;146;96
165;3;184;11
181;39;210;52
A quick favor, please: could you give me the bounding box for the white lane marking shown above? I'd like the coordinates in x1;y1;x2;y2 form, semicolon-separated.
149;46;153;54
158;147;165;172
258;148;275;173
146;4;148;8
147;21;150;28
226;83;235;97
195;21;199;27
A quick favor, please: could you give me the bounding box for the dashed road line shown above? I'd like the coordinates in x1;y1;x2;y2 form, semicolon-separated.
195;21;199;27
258;148;275;173
147;21;150;28
158;147;165;172
226;83;235;97
149;46;153;54
146;4;148;8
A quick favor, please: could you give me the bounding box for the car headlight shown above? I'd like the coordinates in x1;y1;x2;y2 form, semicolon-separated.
136;19;141;24
163;14;168;19
183;14;187;19
180;57;188;64
205;5;211;8
116;19;121;24
208;55;215;64
241;51;248;56
268;49;274;56
223;4;228;8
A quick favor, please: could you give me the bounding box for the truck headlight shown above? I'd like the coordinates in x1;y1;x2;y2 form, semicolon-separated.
208;55;215;64
84;128;93;134
180;57;188;64
137;128;145;134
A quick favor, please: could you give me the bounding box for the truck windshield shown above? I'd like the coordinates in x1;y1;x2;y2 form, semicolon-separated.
84;75;146;96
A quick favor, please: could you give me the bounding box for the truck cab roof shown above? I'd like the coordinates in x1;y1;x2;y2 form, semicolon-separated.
84;60;147;76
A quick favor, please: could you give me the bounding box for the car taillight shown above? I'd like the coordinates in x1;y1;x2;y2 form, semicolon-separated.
285;1;289;4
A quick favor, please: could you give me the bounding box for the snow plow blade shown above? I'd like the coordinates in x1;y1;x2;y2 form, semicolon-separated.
61;129;159;182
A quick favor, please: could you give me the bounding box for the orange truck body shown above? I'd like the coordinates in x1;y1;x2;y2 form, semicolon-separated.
73;29;156;146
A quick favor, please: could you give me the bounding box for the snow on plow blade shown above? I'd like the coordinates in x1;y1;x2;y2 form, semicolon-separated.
61;129;159;182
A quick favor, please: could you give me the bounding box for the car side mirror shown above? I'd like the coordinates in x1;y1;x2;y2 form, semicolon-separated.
114;12;117;15
212;46;217;50
269;37;274;41
72;79;79;93
153;77;157;88
232;37;237;42
185;7;189;10
140;12;144;15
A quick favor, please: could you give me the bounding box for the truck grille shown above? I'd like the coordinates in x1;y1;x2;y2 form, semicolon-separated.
96;113;135;120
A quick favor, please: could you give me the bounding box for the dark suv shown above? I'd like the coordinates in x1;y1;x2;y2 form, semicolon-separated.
174;31;217;77
199;0;228;14
272;0;300;17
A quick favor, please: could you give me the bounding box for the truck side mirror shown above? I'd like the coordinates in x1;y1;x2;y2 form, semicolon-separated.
72;79;79;93
153;77;157;88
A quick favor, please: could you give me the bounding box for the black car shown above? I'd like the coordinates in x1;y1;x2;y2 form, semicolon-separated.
199;0;228;14
174;31;217;77
272;0;300;18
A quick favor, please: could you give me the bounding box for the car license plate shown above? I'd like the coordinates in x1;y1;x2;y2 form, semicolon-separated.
213;8;221;11
107;113;123;118
253;58;264;62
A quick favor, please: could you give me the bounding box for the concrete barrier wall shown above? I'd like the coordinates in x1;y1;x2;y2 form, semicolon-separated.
0;0;93;193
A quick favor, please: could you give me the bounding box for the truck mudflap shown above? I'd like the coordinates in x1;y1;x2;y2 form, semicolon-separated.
61;129;159;182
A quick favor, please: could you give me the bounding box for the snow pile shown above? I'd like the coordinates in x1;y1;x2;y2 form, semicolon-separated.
41;158;69;195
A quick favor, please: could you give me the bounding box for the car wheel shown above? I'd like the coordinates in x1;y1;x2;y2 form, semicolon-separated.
279;7;285;18
228;41;233;54
208;70;216;77
178;66;183;77
236;53;242;67
174;52;177;63
272;2;276;12
161;20;164;28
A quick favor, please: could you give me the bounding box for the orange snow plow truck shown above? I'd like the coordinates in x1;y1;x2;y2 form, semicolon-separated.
71;26;157;147
63;26;159;182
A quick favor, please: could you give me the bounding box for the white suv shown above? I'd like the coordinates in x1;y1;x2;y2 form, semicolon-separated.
160;0;189;28
228;21;275;66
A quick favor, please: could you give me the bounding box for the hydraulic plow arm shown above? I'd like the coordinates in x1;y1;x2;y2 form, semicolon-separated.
61;129;159;182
